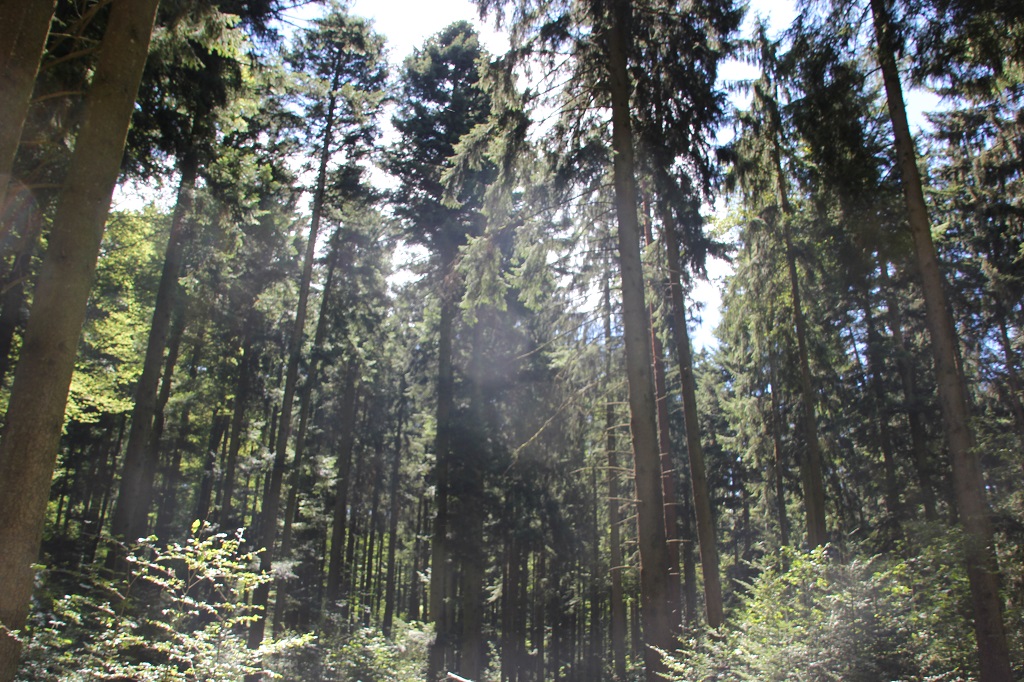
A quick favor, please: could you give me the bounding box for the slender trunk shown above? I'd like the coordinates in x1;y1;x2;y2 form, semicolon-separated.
220;332;254;529
196;414;228;523
763;74;828;547
110;151;199;547
0;0;161;676
0;0;55;212
780;216;827;547
272;237;342;635
767;354;791;546
642;202;683;631
325;366;361;606
427;246;458;682
870;1;1011;677
603;260;628;681
861;289;901;521
880;263;938;520
382;383;407;636
0;226;39;390
660;211;724;628
603;1;674;675
247;75;340;659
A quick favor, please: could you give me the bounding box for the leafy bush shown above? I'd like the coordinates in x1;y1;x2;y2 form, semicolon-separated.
321;620;431;682
17;525;311;681
666;537;984;682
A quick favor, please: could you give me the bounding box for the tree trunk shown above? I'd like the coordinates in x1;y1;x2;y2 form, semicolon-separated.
427;245;459;682
247;77;340;659
0;0;161;676
220;332;254;529
382;383;406;636
767;353;791;546
325;366;361;605
880;262;938;520
870;1;1011;677
603;3;674;673
109;151;199;547
273;234;343;634
0;0;55;212
660;210;724;628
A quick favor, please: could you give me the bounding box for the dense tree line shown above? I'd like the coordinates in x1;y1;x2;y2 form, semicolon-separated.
0;0;1022;680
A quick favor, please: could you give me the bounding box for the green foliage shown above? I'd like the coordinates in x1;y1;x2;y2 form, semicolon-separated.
321;620;431;682
18;527;311;681
66;208;168;424
666;538;983;681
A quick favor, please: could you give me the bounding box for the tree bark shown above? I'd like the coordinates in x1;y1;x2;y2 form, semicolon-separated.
870;0;1012;677
219;332;254;529
325;365;361;605
382;382;407;636
603;1;674;675
109;151;198;547
427;245;458;682
661;211;724;628
0;0;55;212
0;0;161;676
247;74;339;659
603;272;629;681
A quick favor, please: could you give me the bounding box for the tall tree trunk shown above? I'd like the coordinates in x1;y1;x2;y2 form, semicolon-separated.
861;289;901;521
870;1;1011;677
779;215;827;547
325;366;361;606
382;382;406;637
273;234;342;634
880;263;938;520
0;0;161;676
767;353;791;546
247;76;340;660
603;1;674;676
0;0;55;212
427;245;458;682
603;247;629;682
110;150;199;547
220;331;254;529
0;232;38;390
660;211;724;628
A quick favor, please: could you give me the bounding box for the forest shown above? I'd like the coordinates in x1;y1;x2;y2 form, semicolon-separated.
0;0;1022;680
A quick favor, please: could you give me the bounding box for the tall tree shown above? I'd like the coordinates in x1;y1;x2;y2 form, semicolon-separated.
247;8;387;655
0;0;161;677
868;0;1012;676
386;21;493;680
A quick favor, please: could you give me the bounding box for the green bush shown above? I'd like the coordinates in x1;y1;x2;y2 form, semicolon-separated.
321;620;431;682
18;525;311;681
666;537;983;682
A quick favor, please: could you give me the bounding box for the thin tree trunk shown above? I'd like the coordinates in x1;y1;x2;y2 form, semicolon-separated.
880;263;938;520
861;289;901;521
660;210;724;628
0;0;161;676
427;245;458;682
603;260;628;681
603;1;674;675
110;151;199;547
870;1;1011;677
767;353;791;546
220;332;254;529
0;225;40;390
272;235;343;634
382;382;407;636
247;76;340;659
325;366;361;605
0;0;55;212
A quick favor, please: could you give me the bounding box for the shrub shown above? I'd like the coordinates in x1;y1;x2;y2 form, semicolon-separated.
17;525;311;681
